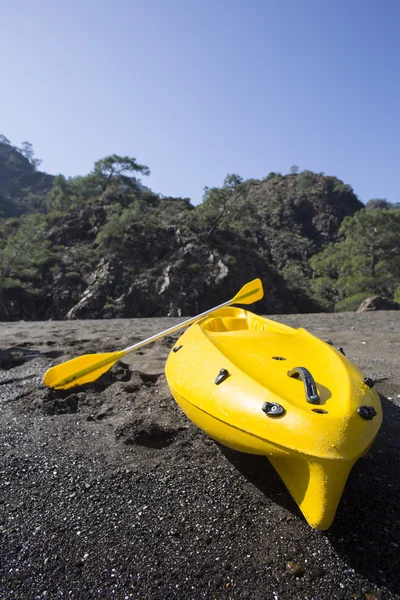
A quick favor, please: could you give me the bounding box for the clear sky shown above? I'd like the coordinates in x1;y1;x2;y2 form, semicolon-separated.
1;0;399;205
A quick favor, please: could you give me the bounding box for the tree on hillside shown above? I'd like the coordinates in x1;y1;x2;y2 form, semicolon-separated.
46;175;71;212
223;173;243;188
95;199;158;252
310;208;400;310
191;174;252;237
296;170;315;192
365;198;392;210
263;172;283;181
0;137;53;215
19;141;42;169
0;214;52;290
94;155;150;193
67;154;151;202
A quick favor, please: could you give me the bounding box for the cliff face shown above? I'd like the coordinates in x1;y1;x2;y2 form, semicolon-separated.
235;173;362;245
35;175;361;320
199;173;363;263
25;206;289;320
57;226;288;319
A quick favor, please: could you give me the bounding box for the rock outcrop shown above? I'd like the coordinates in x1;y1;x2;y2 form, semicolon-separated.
60;225;289;319
357;296;400;312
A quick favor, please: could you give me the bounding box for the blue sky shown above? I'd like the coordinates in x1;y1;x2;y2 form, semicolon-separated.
1;0;399;205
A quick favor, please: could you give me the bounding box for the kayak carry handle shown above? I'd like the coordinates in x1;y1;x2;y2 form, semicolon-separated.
288;367;320;405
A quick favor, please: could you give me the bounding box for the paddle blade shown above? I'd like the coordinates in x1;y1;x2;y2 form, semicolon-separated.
43;350;126;390
232;278;264;305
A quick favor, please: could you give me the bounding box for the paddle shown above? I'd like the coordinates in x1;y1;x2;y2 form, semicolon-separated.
43;278;264;390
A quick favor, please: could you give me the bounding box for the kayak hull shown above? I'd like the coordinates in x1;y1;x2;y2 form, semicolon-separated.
165;308;382;530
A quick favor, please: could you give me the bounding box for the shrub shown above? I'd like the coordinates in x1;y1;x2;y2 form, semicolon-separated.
190;263;202;273
335;292;370;312
65;271;82;284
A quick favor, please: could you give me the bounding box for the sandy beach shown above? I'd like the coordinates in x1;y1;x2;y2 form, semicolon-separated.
1;312;400;599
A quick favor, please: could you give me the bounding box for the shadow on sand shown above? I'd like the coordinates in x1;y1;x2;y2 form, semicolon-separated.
218;394;400;594
0;345;64;369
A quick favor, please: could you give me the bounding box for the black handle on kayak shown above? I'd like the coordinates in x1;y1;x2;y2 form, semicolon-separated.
287;367;320;405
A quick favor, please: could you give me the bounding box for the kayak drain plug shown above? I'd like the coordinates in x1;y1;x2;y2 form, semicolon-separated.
215;368;230;385
262;402;285;417
357;406;377;420
363;377;375;388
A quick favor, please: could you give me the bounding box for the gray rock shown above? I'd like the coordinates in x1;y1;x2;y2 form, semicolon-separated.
357;296;400;312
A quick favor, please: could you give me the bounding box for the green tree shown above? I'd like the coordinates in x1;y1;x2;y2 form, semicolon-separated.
189;174;250;237
19;141;42;169
296;170;315;192
310;208;400;310
365;198;392;210
46;175;71;211
66;154;151;201
96;199;158;253
95;204;136;251
263;172;283;181
93;154;150;193
223;173;243;188
0;214;52;287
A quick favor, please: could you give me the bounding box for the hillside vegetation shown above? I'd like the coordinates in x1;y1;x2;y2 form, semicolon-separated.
0;137;399;321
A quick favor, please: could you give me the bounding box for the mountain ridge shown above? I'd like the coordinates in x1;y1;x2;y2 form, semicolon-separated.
1;137;398;321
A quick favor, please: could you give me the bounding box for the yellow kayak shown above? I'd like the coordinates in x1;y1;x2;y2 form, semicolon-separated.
165;307;382;530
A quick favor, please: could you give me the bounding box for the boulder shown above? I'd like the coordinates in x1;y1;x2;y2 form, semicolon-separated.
357;296;400;312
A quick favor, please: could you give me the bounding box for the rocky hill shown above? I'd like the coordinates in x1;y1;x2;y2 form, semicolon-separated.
0;136;54;217
1;137;399;321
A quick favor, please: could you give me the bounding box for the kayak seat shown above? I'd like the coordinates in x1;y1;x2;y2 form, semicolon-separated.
203;317;249;332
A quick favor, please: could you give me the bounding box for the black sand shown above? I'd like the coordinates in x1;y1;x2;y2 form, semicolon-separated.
1;312;400;599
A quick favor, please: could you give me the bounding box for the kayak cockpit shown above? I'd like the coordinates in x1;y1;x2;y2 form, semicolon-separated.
202;308;296;335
